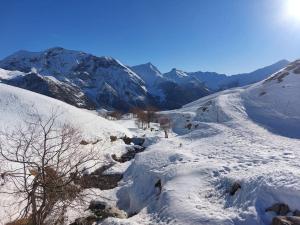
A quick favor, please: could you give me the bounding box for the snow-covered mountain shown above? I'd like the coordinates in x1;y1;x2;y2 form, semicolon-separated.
131;62;166;101
163;68;192;83
189;59;289;91
131;64;211;109
0;47;289;112
0;47;150;111
131;62;164;87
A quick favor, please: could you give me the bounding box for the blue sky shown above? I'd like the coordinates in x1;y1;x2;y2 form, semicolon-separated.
1;0;300;74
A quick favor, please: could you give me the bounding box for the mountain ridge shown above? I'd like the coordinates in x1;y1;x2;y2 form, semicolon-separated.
0;47;289;111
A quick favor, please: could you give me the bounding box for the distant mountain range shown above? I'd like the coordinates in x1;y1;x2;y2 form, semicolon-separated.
0;47;289;111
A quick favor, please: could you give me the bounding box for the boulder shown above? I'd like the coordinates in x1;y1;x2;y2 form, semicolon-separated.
70;215;97;225
229;182;241;196
88;201;127;220
80;140;89;145
294;210;300;217
112;145;145;163
121;136;132;145
131;137;145;146
272;216;300;225
110;136;118;142
89;200;106;211
266;203;290;216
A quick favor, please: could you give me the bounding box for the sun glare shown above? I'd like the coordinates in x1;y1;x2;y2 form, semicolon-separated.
286;0;300;22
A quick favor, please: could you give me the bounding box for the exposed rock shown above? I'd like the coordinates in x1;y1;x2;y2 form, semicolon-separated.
69;215;97;225
121;136;132;145
186;123;192;130
229;182;241;196
266;203;290;216
112;145;145;163
264;71;290;83
89;200;106;211
272;216;300;225
89;201;127;220
131;137;145;146
110;136;118;142
80;140;89;145
294;210;300;217
294;67;300;74
79;164;123;190
155;179;162;195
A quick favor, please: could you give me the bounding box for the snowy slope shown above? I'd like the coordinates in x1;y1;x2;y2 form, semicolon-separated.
0;83;130;139
0;68;24;79
242;60;300;138
108;60;300;225
0;83;134;224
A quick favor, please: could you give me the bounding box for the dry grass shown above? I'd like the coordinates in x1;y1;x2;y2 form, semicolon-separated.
5;218;33;225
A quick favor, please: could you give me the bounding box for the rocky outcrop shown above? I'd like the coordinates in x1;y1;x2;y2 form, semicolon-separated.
112;145;145;163
229;182;241;196
88;200;127;220
266;203;290;216
272;216;300;225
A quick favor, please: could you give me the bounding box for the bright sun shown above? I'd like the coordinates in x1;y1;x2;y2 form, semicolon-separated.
286;0;300;21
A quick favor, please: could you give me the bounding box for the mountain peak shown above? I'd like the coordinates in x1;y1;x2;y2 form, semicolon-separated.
131;62;164;88
166;68;189;78
46;46;66;52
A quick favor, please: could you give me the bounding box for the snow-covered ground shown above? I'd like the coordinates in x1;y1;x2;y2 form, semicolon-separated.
0;83;131;224
0;62;300;225
100;65;300;225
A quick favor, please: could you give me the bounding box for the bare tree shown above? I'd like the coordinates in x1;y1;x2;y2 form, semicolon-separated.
131;108;147;129
0;110;99;225
145;106;158;128
159;116;171;138
131;106;158;129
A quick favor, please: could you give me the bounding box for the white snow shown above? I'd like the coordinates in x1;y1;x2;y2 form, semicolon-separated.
0;68;24;80
0;84;132;224
106;64;300;225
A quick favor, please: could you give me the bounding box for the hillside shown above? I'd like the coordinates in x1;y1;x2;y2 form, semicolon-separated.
0;83;130;137
0;83;134;224
105;60;300;225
